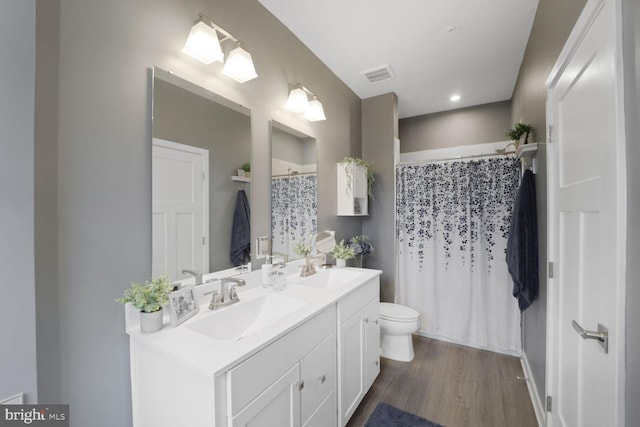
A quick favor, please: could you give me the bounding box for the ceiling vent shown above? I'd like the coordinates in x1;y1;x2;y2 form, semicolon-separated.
361;64;395;83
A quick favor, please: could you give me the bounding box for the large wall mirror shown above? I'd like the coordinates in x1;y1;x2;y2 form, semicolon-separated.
152;67;252;282
270;121;317;261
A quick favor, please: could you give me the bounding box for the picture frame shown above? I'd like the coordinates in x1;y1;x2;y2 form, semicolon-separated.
167;285;200;327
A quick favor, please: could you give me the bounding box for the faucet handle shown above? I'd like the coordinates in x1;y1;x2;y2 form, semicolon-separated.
229;286;240;301
208;291;221;310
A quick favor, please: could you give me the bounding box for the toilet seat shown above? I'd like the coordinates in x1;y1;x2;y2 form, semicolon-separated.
379;302;419;322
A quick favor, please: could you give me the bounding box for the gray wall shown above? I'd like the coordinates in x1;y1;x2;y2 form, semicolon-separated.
271;128;313;166
30;0;362;425
623;0;640;423
399;101;512;152
153;78;252;273
510;0;587;407
0;0;38;404
362;93;398;302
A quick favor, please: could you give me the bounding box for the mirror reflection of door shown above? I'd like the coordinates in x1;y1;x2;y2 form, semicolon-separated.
152;68;252;281
270;123;317;261
152;139;209;280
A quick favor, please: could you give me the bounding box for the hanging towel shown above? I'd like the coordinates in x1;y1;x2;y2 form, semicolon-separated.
230;189;251;266
506;169;539;311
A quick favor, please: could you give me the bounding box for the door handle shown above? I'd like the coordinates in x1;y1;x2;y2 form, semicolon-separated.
571;320;608;353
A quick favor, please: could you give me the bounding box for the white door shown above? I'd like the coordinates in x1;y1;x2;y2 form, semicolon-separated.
363;298;380;391
152;138;209;281
338;311;365;426
546;0;626;425
231;364;301;427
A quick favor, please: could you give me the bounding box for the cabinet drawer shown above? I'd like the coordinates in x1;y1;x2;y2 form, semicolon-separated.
229;305;335;416
337;278;379;325
301;334;336;425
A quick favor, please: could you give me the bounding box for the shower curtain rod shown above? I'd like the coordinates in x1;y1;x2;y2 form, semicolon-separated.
272;171;317;178
397;151;515;166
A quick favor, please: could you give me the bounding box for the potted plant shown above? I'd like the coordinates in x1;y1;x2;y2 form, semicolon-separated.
506;122;533;148
116;275;173;333
349;234;375;268
238;162;251;178
332;240;355;268
339;157;375;200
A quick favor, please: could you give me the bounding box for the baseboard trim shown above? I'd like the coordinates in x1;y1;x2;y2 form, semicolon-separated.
416;331;521;357
521;353;546;427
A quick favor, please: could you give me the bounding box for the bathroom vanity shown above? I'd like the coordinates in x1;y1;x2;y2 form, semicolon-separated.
126;267;381;427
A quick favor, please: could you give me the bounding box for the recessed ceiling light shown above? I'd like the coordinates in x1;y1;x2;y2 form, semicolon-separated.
450;94;461;101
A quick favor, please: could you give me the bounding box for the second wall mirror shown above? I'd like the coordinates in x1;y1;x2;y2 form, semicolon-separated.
270;121;317;261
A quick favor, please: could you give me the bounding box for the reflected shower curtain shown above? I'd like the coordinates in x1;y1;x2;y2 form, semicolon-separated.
271;174;317;258
396;158;522;354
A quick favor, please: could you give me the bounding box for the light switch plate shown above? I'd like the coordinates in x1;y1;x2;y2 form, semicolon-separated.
256;236;271;259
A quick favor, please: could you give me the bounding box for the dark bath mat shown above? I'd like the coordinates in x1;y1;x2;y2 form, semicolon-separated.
365;402;444;427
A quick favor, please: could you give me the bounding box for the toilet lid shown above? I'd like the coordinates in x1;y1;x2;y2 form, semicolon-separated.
379;302;420;320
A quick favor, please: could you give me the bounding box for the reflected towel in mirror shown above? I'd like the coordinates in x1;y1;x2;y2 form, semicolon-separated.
230;189;251;266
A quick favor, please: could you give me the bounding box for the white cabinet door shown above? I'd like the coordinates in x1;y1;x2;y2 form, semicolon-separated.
352;164;367;199
231;364;301;427
300;334;336;426
338;311;365;426
364;298;380;390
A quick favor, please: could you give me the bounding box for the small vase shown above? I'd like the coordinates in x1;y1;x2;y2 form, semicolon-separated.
336;258;346;268
140;309;163;333
355;255;363;268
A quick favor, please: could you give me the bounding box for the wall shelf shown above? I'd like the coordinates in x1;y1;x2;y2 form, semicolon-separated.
516;143;538;172
231;176;251;183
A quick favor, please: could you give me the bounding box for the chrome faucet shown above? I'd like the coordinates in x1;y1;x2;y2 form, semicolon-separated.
182;269;203;286
301;254;324;277
208;277;246;310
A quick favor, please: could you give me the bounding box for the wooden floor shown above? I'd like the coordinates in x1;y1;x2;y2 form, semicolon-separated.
346;335;538;427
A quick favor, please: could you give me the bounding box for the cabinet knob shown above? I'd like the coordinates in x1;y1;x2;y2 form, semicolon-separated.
317;374;326;384
373;319;379;325
373;360;379;366
295;380;304;390
364;318;369;323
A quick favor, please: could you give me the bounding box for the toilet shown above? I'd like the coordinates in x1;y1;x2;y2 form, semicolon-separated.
379;302;421;362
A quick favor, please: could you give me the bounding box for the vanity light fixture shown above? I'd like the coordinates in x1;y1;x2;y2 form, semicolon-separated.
450;94;461;102
285;85;309;113
183;14;258;83
285;84;326;121
223;42;258;83
305;96;326;122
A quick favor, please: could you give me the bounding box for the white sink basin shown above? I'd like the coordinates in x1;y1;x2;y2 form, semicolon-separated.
187;294;308;342
291;268;366;289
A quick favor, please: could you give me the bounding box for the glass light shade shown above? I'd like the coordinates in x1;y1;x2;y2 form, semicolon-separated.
285;88;309;113
222;45;258;83
304;99;326;121
182;20;224;64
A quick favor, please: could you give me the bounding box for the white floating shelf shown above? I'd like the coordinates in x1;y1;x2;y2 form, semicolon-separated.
516;143;538;173
231;176;251;183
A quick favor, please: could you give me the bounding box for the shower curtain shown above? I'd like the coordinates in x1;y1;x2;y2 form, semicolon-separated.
396;158;522;354
271;174;317;258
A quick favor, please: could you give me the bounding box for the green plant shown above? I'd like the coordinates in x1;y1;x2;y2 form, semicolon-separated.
294;241;311;257
339;157;375;199
506;122;533;142
332;240;355;260
241;162;251;172
116;275;173;313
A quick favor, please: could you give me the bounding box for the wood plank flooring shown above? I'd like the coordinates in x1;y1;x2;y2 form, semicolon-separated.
346;335;538;427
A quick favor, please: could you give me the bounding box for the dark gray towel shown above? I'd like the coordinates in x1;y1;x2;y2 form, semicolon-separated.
506;169;538;311
230;189;251;266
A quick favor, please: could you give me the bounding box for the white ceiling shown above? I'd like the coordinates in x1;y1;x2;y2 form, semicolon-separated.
257;0;539;119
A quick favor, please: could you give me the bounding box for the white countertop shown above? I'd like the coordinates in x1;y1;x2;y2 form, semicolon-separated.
126;267;381;377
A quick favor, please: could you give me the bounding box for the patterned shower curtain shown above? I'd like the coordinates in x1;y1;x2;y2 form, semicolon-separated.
396;158;522;354
271;174;317;259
